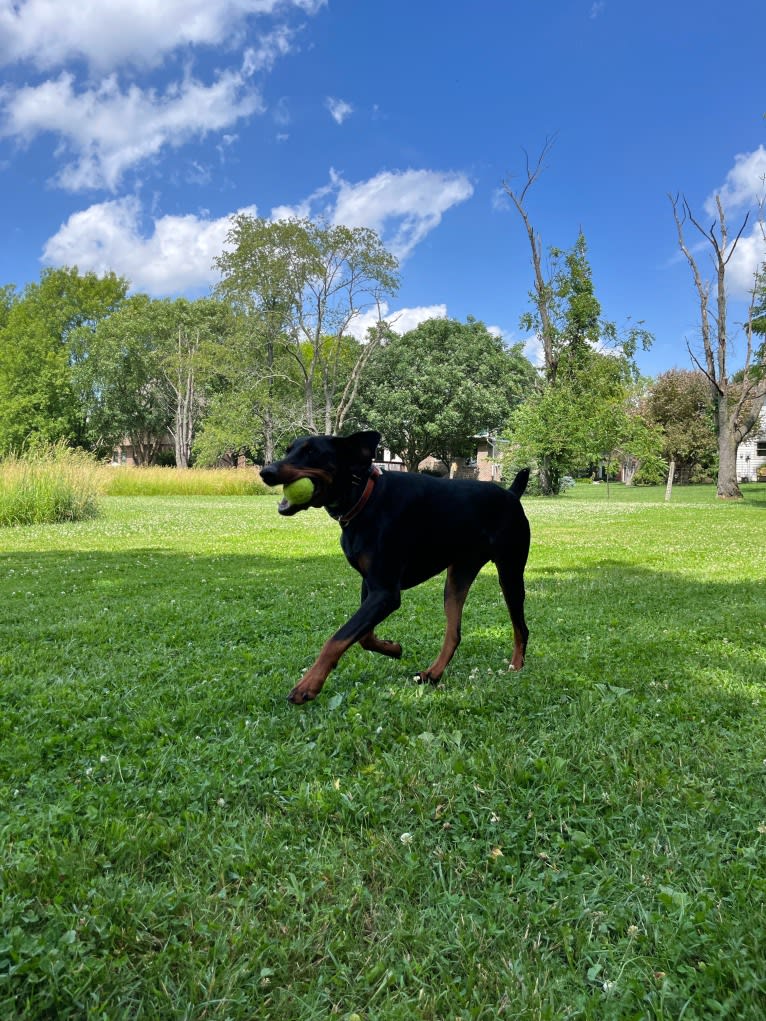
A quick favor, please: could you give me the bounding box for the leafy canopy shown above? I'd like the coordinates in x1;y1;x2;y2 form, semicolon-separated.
358;316;534;470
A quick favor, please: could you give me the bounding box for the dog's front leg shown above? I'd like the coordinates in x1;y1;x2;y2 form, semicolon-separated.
287;587;401;704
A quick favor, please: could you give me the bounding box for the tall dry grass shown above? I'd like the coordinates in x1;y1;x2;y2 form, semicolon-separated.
99;465;269;497
0;444;101;526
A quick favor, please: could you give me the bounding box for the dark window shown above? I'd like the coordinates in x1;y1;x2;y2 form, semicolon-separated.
757;441;766;457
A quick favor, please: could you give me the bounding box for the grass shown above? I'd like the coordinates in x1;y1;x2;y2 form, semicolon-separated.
1;453;269;526
99;466;269;498
0;484;764;1019
0;445;101;527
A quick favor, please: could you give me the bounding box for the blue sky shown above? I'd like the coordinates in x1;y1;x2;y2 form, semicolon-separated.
1;0;764;379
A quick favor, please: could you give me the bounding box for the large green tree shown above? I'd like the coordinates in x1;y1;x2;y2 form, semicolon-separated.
357;317;534;471
214;215;399;457
192;311;305;466
73;295;233;466
0;267;127;453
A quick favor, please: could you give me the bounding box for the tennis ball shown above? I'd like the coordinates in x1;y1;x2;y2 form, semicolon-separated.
283;477;315;505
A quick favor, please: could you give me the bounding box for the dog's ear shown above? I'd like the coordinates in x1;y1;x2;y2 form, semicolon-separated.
336;430;381;467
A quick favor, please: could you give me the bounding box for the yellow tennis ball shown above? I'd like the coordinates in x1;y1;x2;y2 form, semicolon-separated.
283;477;315;505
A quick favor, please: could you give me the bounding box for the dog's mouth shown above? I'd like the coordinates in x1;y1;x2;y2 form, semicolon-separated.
276;473;327;516
277;494;306;516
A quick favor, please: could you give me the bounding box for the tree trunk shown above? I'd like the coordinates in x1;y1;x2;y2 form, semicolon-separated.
167;325;197;469
539;454;560;496
623;456;638;486
716;398;742;499
263;335;275;464
503;139;559;382
664;459;675;502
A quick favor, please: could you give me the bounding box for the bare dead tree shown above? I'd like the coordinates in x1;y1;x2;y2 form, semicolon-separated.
502;136;559;383
670;193;766;498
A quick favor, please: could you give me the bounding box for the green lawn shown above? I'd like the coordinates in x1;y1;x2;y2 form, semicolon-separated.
1;486;765;1019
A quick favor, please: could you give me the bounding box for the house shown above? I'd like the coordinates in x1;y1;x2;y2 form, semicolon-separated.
374;434;504;481
736;406;766;481
451;434;505;482
111;433;174;466
373;447;406;473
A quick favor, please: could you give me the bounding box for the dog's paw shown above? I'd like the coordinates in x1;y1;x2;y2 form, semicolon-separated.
414;671;441;686
287;684;317;704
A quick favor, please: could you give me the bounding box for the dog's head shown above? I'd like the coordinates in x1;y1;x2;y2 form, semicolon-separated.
260;430;381;516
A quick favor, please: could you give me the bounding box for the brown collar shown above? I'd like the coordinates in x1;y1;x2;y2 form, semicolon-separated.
338;466;381;528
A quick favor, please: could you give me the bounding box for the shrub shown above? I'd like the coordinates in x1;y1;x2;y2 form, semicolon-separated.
633;459;668;486
0;443;101;526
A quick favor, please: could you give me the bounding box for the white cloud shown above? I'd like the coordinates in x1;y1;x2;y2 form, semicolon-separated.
1;67;263;191
346;302;447;340
42;161;476;298
589;2;606;19
706;145;766;215
330;168;474;258
725;223;766;299
272;168;473;259
42;196;257;294
703;146;766;298
242;26;298;75
272;96;291;127
0;0;325;72
325;97;353;125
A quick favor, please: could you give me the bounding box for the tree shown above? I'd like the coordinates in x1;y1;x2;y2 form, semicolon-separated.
584;366;664;491
499;193;652;492
504;144;653;493
357;317;534;471
192;312;305;466
0;267;127;454
74;295;233;466
72;295;167;464
0;285;17;330
503;138;560;384
647;370;717;497
753;262;766;349
215;216;399;453
670;194;766;498
507;347;658;489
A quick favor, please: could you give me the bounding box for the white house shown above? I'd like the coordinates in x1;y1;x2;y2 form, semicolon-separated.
736;406;766;482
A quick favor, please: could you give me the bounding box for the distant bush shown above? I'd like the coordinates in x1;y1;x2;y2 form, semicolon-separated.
100;465;269;497
633;460;668;486
0;443;101;526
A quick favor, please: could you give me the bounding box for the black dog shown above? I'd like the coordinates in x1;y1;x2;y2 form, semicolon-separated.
260;431;530;704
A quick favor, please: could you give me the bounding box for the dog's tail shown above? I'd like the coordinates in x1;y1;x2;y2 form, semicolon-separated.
509;467;530;500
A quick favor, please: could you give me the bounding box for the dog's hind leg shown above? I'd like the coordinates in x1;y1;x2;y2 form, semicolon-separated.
496;559;529;671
